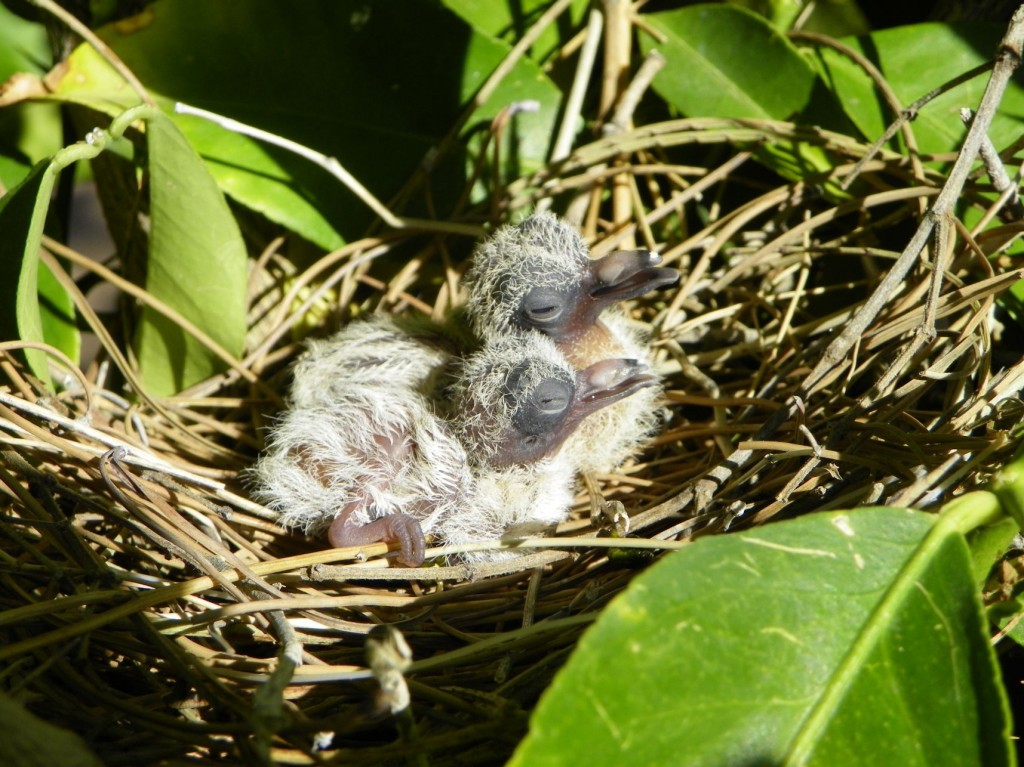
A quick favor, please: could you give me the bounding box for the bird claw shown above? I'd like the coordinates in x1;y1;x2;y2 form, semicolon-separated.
328;511;426;567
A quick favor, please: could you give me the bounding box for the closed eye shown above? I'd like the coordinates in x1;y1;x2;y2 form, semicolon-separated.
527;304;562;321
521;287;568;326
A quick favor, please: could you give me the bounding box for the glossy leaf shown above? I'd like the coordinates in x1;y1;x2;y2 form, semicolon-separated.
816;23;1024;155
0;3;76;373
43;0;560;247
966;516;1018;587
133;110;248;396
510;507;1012;766
0;4;49;77
0;2;61;187
0;161;53;384
727;0;868;37
37;258;80;368
640;4;817;120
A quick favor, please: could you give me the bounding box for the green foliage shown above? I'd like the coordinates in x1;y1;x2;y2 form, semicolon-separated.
133;109;248;396
47;0;561;248
816;23;1024;155
511;501;1014;767
0;161;57;384
442;0;591;64
729;0;869;36
639;5;842;192
642;4;817;121
0;2;58;187
0;103;247;395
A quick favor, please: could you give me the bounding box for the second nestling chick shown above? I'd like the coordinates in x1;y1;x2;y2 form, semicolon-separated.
462;211;679;473
252;318;654;565
437;333;656;562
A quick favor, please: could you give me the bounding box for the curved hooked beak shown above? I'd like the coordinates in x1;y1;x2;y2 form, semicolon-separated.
586;250;680;304
572;358;657;421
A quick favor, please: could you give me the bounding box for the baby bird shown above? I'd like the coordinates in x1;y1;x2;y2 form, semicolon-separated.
253;318;654;565
462;211;679;472
438;333;656;561
253;315;465;567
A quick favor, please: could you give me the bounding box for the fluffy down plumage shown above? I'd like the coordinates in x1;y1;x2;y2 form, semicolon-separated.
463;211;676;473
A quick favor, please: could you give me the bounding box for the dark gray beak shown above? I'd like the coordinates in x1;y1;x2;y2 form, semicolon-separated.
572;358;657;420
586;250;680;304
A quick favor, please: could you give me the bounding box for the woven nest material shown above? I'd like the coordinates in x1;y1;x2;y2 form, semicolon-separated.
2;117;1023;765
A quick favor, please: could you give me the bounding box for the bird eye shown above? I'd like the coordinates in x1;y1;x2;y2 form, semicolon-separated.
504;364;574;438
533;379;571;414
521;287;567;327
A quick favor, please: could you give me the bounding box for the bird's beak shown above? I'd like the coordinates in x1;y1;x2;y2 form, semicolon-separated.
586;250;680;304
573;358;657;420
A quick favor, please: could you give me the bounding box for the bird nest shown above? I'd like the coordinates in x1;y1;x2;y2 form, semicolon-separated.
1;117;1023;765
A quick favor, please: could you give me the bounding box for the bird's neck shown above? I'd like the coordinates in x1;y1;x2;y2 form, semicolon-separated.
560;319;619;367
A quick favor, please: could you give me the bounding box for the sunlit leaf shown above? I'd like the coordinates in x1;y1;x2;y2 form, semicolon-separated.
0;161;53;384
37;259;80;368
640;4;817;120
815;23;1024;155
44;0;560;248
511;507;1012;766
441;0;590;64
133;110;247;396
0;3;61;189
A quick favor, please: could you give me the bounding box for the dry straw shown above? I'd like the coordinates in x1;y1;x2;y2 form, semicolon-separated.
3;7;1024;766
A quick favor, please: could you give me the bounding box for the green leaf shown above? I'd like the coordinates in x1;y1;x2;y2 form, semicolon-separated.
816;23;1024;155
0;161;54;384
796;0;869;38
641;4;817;120
133;110;248;396
0;2;62;189
46;0;560;247
0;3;50;78
37;259;80;368
510;507;1013;766
966;516;1018;587
441;0;590;64
0;690;103;767
0;124;88;382
725;0;868;37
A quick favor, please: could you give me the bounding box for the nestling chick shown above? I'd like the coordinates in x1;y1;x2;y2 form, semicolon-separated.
462;211;679;472
252;319;655;565
438;332;657;562
252;315;465;567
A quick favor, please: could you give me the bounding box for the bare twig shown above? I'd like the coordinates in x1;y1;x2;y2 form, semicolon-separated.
961;106;1024;220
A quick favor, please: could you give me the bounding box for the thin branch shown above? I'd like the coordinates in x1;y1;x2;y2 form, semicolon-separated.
173;102;482;236
961;106;1024;219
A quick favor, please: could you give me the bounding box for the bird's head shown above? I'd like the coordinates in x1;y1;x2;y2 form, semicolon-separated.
464;212;679;345
451;335;657;468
